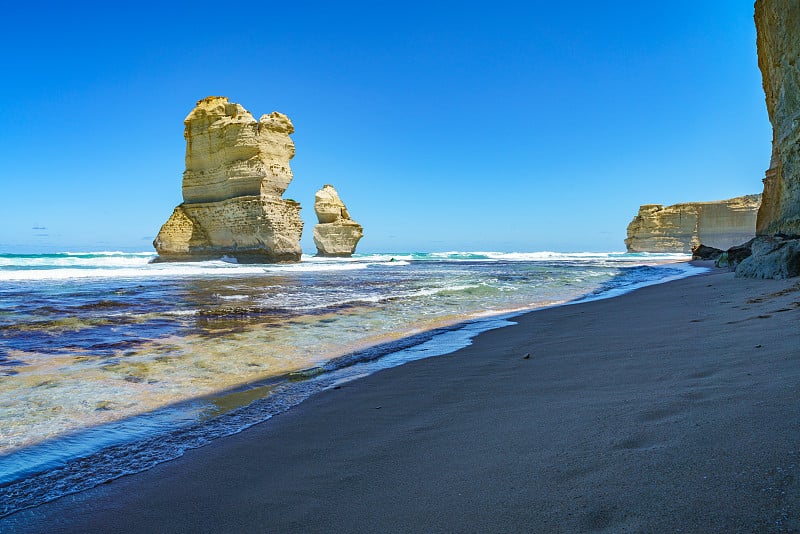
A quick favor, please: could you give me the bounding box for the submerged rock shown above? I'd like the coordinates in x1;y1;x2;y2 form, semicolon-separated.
312;184;363;257
625;195;761;253
153;96;303;263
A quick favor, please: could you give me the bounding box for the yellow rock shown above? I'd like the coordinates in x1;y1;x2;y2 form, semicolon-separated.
735;1;800;279
154;97;303;262
755;0;800;237
625;195;761;253
312;184;363;256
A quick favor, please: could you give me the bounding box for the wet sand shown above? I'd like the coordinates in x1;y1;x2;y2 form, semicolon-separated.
5;267;800;532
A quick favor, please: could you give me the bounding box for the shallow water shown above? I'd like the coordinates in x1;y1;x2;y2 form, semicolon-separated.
0;250;701;516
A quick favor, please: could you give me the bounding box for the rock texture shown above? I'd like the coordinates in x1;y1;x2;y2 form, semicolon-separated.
735;1;800;278
735;236;800;279
154;97;303;262
625;195;761;253
754;0;800;237
691;244;724;261
714;239;756;270
312;184;363;256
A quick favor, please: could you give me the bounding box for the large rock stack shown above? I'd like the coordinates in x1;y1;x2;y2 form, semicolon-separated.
153;96;303;263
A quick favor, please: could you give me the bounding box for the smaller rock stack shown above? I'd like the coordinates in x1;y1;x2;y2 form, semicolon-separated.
312;184;363;256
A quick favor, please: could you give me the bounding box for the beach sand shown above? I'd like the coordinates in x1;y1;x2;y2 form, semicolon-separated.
4;266;800;533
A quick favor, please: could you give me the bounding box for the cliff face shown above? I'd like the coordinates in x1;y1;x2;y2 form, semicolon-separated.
154;97;303;262
312;184;363;256
754;0;800;236
730;0;800;278
625;195;761;253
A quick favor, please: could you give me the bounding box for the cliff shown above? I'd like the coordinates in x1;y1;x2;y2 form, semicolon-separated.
153;97;303;262
312;184;363;256
733;0;800;278
625;195;761;253
753;0;800;236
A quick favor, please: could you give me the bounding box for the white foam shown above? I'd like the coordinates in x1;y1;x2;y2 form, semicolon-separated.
216;294;249;301
0;263;267;282
330;251;692;263
0;250;690;282
303;253;416;263
59;251;155;257
0;253;418;281
441;251;692;262
573;261;709;304
0;255;153;269
263;262;370;273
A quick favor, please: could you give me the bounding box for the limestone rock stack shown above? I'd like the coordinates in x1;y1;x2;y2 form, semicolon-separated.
312;184;363;256
153;97;303;262
734;0;800;278
625;195;761;253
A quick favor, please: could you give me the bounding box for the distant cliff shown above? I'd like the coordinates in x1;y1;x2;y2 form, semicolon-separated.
312;184;363;256
153;97;303;263
625;195;761;253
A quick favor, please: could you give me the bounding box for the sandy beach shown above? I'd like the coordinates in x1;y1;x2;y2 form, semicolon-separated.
4;266;799;533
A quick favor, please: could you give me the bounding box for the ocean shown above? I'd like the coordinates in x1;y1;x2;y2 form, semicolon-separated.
0;250;702;516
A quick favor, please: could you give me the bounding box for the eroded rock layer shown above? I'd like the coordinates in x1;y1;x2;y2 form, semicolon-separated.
625;195;761;253
312;184;363;256
735;236;800;279
735;0;800;279
754;0;800;236
154;97;303;262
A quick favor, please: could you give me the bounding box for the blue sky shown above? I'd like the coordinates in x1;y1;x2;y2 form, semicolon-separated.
0;1;769;253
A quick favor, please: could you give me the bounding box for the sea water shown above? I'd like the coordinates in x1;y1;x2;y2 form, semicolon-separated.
0;251;702;516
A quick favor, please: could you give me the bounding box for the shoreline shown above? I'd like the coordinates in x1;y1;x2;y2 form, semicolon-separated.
0;259;698;517
5;266;799;531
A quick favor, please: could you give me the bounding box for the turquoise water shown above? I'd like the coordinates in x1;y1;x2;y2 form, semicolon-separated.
0;250;701;516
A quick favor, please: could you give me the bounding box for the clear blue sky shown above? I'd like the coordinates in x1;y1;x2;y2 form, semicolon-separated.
0;1;770;253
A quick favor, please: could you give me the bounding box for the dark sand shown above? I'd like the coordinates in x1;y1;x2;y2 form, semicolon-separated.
4;268;800;533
